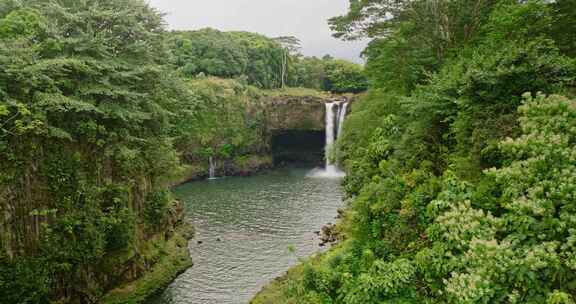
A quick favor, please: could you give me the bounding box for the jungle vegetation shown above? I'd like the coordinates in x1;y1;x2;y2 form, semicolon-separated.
265;0;576;303
167;28;368;92
2;0;575;303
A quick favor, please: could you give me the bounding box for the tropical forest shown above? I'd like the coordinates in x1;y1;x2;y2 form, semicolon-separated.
0;0;575;304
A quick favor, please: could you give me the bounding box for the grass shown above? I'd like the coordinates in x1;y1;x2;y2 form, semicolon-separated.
250;263;304;304
259;87;329;99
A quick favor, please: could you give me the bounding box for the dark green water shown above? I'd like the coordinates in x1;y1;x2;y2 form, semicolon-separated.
147;168;344;304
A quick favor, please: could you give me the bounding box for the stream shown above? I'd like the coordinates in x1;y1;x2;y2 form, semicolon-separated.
146;167;344;304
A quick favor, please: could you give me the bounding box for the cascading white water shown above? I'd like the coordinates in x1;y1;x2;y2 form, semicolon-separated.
337;101;348;138
208;156;216;179
308;100;349;178
325;102;338;174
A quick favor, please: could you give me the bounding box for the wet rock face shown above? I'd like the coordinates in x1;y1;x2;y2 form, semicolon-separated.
263;96;351;132
261;95;352;166
264;96;326;131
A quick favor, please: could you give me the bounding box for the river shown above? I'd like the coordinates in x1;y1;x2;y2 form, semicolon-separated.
146;167;344;304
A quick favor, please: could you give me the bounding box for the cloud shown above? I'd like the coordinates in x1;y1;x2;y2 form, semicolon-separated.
146;0;368;63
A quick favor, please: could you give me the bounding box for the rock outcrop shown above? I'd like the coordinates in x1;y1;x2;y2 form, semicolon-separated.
262;95;352;132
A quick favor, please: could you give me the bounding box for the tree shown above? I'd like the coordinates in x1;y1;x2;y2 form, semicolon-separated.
324;59;368;93
273;36;301;88
168;29;288;89
0;0;190;300
331;0;501;88
551;0;576;57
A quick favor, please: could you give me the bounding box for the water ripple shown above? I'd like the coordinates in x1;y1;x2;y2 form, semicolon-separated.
146;168;343;304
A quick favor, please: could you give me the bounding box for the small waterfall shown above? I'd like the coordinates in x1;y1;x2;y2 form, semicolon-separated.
208;156;216;179
308;100;349;178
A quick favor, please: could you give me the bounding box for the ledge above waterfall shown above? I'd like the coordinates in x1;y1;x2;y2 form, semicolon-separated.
259;94;354;132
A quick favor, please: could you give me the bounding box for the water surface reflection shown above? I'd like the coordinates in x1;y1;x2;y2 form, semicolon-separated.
147;168;343;304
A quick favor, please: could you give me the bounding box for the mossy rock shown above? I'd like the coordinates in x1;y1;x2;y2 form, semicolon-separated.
101;224;193;304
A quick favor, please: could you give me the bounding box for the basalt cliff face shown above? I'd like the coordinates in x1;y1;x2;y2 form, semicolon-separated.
262;95;352;132
1;166;193;304
0;130;195;303
262;94;353;167
173;94;355;182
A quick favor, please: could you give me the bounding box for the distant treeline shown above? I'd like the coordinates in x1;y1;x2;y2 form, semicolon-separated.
168;28;368;93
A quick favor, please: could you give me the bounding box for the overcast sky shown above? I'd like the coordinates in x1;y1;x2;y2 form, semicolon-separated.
145;0;368;63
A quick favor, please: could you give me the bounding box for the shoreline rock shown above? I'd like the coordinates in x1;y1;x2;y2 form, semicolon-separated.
101;217;195;304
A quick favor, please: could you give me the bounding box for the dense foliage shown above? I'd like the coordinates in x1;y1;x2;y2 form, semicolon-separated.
168;29;285;89
0;1;285;302
0;0;190;301
168;28;367;93
292;56;368;93
173;77;269;165
282;0;576;303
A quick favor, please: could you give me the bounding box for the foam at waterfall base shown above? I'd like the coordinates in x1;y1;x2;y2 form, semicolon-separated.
306;166;346;178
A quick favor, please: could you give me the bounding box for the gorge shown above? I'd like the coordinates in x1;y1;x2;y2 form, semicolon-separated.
2;0;575;304
141;94;351;304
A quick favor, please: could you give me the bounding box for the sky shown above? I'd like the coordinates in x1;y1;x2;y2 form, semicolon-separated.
145;0;368;63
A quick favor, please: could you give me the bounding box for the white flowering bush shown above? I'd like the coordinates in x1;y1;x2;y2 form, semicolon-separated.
438;94;576;303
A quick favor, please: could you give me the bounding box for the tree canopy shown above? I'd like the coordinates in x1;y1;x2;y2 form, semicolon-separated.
167;28;367;93
276;1;576;303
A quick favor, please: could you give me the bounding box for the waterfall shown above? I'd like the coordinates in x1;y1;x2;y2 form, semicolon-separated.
337;101;348;138
324;102;339;174
208;156;216;179
308;100;349;178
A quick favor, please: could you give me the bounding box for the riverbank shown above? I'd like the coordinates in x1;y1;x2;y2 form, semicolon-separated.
251;229;344;303
101;219;195;304
100;154;274;304
250;263;304;304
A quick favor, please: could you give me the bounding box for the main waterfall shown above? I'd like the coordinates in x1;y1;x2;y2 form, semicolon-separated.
308;100;349;178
